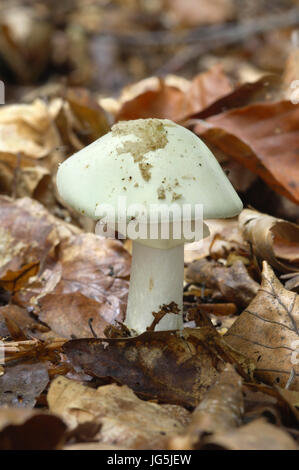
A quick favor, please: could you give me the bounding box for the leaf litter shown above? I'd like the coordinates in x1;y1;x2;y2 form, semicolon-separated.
0;0;299;451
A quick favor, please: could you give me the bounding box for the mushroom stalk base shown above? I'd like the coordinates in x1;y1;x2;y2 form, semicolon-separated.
125;241;184;334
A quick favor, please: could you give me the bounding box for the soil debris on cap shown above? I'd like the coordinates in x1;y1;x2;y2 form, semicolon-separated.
112;119;168;181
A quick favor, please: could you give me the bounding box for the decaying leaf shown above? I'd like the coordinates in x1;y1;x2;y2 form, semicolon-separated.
203;418;297;450
0;262;39;293
0;197;130;339
48;376;190;449
116;66;233;123
184;217;245;264
168;364;243;449
0;363;49;408
0;304;48;339
239;209;299;273
34;234;130;338
38;292;111;339
0;99;63;199
65;88;110;145
0;408;66;450
186;259;259;308
63;327;253;407
225;262;299;390
192;74;283;120
0;196;78;279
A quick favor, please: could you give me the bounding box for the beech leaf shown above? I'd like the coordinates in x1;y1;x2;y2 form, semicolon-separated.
225;262;299;390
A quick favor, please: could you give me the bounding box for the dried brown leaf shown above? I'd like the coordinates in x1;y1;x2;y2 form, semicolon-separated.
203;418;297;450
239;209;299;273
48;376;190;449
0;304;48;339
0;363;48;408
168;364;243;449
116;66;232;123
63;327;253;407
186;259;259;308
0;408;65;450
39;292;111;339
195;100;299;203
225;262;299;390
0;196;78;279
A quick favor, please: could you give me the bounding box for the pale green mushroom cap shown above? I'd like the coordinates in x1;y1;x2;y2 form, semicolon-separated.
56;118;243;222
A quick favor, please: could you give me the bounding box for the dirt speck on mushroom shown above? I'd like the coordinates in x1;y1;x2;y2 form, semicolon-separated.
112;119;168;181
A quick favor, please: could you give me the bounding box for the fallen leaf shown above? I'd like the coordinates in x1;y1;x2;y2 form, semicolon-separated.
168;364;243;449
63;327;253;407
0;196;78;279
34;234;130;337
0;408;66;450
203;418;297;450
239;209;299;273
116;66;233;122
38;292;111;339
0;98;63;199
0;362;49;408
184;217;244;264
186;259;259;308
195;100;299;203
225;262;299;390
0;262;39;293
191;74;283;120
0;304;48;339
66;88;110;145
48;376;190;449
0;197;129;338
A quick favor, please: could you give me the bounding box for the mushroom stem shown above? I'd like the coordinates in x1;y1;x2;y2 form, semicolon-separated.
125;241;184;334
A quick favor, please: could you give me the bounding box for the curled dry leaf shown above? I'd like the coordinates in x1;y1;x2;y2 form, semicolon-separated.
116;66;232;123
63;327;253;408
0;408;66;450
194;100;299;204
203;418;297;450
225;262;299;390
65;88;110;146
0;99;63;198
239;209;299;273
168;364;243;450
184;217;244;264
49;88;109;154
48;376;190;449
186;259;259;308
0;363;49;408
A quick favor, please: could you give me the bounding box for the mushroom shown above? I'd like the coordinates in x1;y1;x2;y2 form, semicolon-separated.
57;118;242;334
